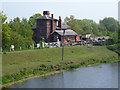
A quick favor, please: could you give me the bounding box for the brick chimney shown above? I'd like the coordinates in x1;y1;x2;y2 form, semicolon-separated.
51;14;54;18
43;11;50;16
51;14;54;33
58;16;62;29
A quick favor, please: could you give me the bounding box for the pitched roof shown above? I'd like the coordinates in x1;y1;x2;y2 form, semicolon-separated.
52;30;78;36
35;15;58;20
56;25;71;30
95;36;110;40
32;23;37;29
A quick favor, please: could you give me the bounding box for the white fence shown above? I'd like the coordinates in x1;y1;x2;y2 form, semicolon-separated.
45;42;60;48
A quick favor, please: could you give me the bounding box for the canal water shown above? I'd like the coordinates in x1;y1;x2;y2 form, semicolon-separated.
9;63;118;88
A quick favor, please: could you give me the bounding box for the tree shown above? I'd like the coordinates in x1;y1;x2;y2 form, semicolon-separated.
20;18;33;38
64;16;70;24
77;19;98;35
68;19;83;34
20;18;33;47
1;12;11;50
1;11;7;24
28;13;41;27
64;15;83;34
2;24;11;50
9;17;21;32
10;31;25;50
118;24;120;43
99;17;118;32
98;24;108;36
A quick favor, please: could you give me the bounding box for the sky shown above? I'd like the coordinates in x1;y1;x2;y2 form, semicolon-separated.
1;0;119;23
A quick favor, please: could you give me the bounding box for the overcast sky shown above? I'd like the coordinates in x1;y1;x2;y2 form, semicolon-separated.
1;0;119;23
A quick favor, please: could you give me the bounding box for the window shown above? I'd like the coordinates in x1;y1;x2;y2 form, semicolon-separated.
65;37;68;42
40;29;43;33
72;36;74;41
54;36;57;41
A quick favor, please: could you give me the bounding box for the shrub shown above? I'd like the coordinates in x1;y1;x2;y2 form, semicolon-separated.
57;67;62;71
43;69;48;71
33;69;39;75
3;51;7;54
40;64;46;68
39;68;43;71
70;65;79;68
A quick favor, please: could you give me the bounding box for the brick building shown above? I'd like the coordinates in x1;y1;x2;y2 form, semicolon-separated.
32;11;80;43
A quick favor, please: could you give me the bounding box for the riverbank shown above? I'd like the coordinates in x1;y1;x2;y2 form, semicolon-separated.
2;46;119;88
2;59;119;88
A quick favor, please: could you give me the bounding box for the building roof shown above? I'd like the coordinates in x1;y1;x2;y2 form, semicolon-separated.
95;36;110;40
32;23;37;30
82;34;91;38
56;25;71;30
51;30;78;36
35;15;58;20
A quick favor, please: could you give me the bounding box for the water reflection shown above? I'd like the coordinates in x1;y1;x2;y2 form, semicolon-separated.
9;63;118;88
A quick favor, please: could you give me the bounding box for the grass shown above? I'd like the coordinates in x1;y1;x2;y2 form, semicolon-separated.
106;43;120;55
2;46;118;85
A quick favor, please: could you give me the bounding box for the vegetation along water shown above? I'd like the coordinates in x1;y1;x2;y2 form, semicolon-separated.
2;46;119;88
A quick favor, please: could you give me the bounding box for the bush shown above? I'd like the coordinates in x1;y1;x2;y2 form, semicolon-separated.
3;51;7;54
33;69;39;75
40;64;46;68
39;68;43;71
57;67;62;71
70;65;79;68
107;44;120;55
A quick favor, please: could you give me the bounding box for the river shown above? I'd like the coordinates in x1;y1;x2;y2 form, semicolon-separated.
9;63;118;88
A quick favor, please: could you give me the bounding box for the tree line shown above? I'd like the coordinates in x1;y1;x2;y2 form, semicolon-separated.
1;11;119;51
64;15;119;45
1;11;41;51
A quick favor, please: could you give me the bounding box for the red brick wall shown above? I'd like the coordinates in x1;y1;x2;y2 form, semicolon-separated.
46;20;51;39
33;17;57;42
35;19;48;42
53;21;57;32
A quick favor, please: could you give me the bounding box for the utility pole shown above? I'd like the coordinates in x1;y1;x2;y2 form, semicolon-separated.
62;30;65;61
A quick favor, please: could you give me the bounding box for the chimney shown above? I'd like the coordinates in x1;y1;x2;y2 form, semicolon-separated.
51;14;54;18
43;11;50;16
51;14;54;33
58;16;62;29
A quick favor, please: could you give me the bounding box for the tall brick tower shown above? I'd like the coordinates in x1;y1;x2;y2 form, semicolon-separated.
32;11;58;43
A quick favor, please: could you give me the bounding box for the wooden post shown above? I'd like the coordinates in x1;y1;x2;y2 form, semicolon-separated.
62;30;65;61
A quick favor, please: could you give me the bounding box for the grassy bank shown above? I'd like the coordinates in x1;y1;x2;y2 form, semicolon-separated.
2;46;118;86
106;44;120;56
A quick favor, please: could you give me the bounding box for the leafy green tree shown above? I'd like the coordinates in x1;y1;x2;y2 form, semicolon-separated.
2;24;11;50
8;17;34;50
20;18;33;47
98;24;108;36
28;13;41;27
64;16;70;24
10;31;25;50
11;17;21;32
64;15;83;34
0;11;2;49
64;15;74;24
100;17;118;32
118;24;120;43
77;19;99;35
91;23;99;36
68;19;83;34
1;11;7;24
20;18;33;38
1;12;11;50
